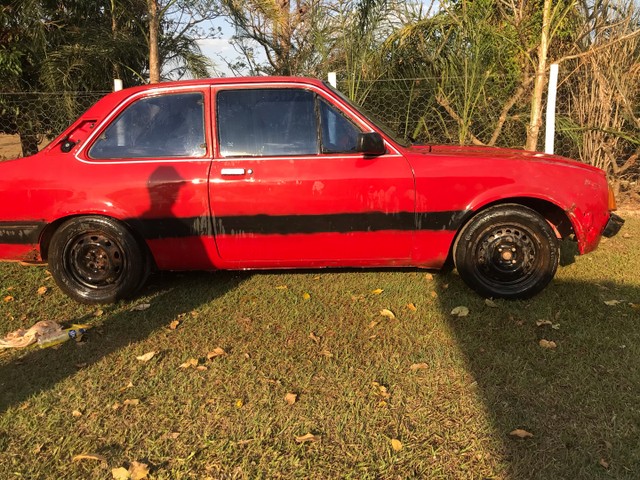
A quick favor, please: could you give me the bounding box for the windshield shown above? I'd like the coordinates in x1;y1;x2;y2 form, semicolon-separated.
323;82;412;148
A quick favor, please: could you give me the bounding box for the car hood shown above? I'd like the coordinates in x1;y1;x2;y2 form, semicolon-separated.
406;144;604;174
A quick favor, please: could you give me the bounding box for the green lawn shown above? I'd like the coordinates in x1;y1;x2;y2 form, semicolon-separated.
1;216;638;479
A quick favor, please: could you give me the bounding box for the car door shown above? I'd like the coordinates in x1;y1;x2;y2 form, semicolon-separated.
208;84;415;267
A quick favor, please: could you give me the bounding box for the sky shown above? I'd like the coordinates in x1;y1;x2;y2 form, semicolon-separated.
196;38;239;77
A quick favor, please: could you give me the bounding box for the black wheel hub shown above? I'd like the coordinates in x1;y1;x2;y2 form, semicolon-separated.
68;233;124;288
477;226;536;284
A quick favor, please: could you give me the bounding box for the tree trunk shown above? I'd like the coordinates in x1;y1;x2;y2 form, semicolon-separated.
147;0;160;83
110;0;122;79
275;0;291;75
525;0;552;151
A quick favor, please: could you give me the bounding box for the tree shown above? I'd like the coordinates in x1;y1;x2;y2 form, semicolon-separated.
1;0;218;157
221;0;336;75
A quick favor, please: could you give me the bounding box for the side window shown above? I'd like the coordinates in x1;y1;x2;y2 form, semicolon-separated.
319;98;361;153
217;89;317;157
89;92;206;159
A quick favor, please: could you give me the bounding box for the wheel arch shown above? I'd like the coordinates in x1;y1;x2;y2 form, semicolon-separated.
448;197;574;265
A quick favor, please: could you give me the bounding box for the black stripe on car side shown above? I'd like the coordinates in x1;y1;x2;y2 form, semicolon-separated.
0;211;468;244
213;211;468;236
125;216;214;239
0;222;46;244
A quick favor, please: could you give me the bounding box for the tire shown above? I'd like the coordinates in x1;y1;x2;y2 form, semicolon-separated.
453;205;559;299
49;216;148;304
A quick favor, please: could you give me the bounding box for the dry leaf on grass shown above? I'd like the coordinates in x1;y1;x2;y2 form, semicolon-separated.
285;392;297;405
111;467;130;480
72;410;83;417
37;286;48;296
604;300;622;306
371;288;384;295
424;273;434;281
409;363;428;371
380;308;396;319
539;339;557;349
112;461;150;480
391;438;403;451
275;285;288;290
451;306;469;317
207;347;226;359
302;292;311;301
509;429;534;439
372;382;391;399
406;303;417;311
93;309;104;317
484;298;498;308
3;296;13;303
295;433;321;443
180;358;199;368
169;320;180;330
599;458;610;469
129;461;150;479
319;349;334;358
136;351;156;362
130;303;151;312
309;332;321;343
123;398;140;406
537;319;561;329
72;453;107;463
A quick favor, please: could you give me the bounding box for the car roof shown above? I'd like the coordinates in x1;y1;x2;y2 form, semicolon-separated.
121;76;326;95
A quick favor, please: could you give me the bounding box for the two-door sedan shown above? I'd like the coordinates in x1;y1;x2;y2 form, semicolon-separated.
0;77;624;303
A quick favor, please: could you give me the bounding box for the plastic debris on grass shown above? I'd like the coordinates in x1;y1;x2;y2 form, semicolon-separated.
0;321;90;349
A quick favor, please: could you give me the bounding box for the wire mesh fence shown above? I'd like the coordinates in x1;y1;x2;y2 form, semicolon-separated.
0;91;108;159
1;80;637;195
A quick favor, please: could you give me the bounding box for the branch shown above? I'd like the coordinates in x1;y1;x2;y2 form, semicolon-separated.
435;92;485;146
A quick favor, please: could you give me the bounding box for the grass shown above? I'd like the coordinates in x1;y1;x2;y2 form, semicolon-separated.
0;215;639;479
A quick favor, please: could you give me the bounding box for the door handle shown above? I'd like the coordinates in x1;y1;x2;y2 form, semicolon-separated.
221;168;248;176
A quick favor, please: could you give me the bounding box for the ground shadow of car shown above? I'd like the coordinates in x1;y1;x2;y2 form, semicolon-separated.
0;271;245;414
436;272;639;478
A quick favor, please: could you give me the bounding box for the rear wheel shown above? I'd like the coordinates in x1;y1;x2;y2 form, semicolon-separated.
453;205;559;299
49;216;147;304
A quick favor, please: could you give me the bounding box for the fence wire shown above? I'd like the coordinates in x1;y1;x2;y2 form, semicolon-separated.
1;82;637;195
0;91;108;159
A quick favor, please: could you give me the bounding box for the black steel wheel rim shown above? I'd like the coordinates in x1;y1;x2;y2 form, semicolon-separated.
475;225;539;286
65;232;126;289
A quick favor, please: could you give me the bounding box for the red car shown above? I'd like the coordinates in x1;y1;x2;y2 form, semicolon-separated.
0;77;624;303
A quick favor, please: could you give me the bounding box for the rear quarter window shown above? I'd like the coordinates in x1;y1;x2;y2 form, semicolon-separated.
89;92;206;159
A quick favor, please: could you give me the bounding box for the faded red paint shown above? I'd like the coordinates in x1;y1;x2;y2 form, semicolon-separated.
0;76;618;274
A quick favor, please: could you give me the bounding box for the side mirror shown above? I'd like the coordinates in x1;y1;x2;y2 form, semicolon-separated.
356;132;386;156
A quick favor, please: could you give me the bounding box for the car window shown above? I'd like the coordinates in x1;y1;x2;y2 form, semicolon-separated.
217;89;318;157
319;98;361;153
89;92;206;159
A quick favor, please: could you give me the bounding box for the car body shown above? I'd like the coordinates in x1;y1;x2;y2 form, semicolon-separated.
0;76;624;303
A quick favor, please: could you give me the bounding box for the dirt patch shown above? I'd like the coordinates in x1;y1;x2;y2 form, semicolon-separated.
0;134;51;160
0;134;23;160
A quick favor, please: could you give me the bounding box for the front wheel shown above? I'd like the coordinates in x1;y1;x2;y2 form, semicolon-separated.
453;205;559;299
49;216;148;304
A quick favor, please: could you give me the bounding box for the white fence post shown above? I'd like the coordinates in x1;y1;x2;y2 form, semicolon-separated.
327;72;337;88
545;64;559;155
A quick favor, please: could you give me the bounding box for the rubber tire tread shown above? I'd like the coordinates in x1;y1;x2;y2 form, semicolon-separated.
453;204;559;299
49;216;147;304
